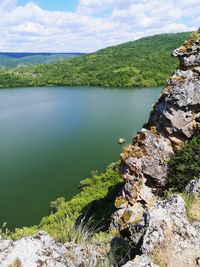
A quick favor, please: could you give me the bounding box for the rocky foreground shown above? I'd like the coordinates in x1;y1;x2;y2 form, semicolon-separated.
0;31;200;267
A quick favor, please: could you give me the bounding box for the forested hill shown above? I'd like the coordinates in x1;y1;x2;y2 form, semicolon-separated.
0;32;190;88
0;53;85;68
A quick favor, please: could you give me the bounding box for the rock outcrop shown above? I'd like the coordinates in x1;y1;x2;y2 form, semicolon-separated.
111;30;200;234
121;195;200;267
0;231;69;267
0;231;106;267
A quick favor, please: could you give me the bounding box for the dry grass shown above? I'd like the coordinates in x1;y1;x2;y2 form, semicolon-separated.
180;193;200;221
152;245;200;267
8;258;22;267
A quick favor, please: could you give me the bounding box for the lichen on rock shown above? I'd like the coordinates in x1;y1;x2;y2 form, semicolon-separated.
111;30;200;267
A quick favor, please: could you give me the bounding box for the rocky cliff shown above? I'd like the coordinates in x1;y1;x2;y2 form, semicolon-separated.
112;30;200;232
0;31;200;267
111;29;200;266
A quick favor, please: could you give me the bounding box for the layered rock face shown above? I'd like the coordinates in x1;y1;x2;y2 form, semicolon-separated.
112;31;200;234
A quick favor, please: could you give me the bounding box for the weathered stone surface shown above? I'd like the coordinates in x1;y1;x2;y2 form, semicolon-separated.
111;128;173;232
173;36;200;68
185;178;200;196
150;68;200;141
122;196;200;267
122;255;159;267
140;196;200;267
0;231;106;267
112;31;200;234
0;231;70;267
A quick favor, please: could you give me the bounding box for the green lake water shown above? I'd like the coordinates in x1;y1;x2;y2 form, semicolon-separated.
0;86;161;229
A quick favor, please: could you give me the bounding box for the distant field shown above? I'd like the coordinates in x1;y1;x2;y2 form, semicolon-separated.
0;52;85;67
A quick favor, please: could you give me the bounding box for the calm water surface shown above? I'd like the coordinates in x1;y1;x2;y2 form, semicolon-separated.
0;86;161;229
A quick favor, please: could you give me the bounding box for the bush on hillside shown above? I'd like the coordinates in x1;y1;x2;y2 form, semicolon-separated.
168;136;200;191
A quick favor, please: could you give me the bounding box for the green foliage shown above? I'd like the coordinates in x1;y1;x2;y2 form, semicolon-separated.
0;53;84;68
0;223;11;239
168;137;200;191
0;32;190;88
11;162;122;241
49;217;97;244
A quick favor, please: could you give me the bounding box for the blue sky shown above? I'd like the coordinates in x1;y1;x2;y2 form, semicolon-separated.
0;0;199;52
18;0;79;11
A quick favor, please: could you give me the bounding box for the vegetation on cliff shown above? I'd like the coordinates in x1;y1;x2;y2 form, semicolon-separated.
168;136;200;191
10;162;122;241
0;32;190;88
7;133;200;242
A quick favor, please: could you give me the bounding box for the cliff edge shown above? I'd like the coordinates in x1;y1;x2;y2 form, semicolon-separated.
111;29;200;266
0;31;200;267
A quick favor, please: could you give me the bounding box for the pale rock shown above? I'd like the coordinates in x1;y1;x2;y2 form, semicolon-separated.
185;178;200;196
122;255;159;267
0;231;106;267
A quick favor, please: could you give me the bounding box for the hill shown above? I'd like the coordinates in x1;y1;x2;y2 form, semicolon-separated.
0;53;85;68
0;32;190;88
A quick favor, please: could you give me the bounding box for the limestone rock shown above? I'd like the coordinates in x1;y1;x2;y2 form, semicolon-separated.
185;178;200;196
150;37;200;142
122;255;159;267
173;35;200;68
112;31;200;233
118;138;126;144
0;231;70;267
0;231;106;267
121;196;200;267
140;196;200;267
112;128;173;232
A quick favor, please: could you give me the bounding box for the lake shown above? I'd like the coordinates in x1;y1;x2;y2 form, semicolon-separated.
0;86;161;229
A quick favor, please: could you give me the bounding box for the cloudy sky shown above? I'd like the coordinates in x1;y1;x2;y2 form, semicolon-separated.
0;0;199;52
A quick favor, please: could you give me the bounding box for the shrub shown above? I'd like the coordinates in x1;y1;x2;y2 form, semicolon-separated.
11;161;122;241
168;137;200;191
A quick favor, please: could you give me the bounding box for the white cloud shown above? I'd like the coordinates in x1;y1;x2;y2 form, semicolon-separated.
0;0;198;52
0;0;17;11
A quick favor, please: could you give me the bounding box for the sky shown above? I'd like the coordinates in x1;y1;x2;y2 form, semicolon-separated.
0;0;199;52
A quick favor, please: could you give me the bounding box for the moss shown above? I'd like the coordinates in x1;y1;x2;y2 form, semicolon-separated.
150;126;160;137
115;196;127;208
162;84;173;94
172;75;186;85
110;227;120;238
122;210;132;223
121;144;145;161
179;31;200;52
